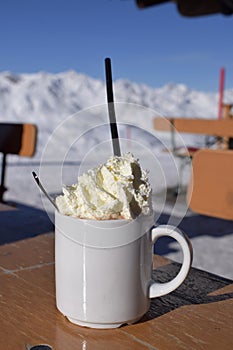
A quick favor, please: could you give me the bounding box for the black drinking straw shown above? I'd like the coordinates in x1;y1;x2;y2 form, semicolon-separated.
105;57;121;156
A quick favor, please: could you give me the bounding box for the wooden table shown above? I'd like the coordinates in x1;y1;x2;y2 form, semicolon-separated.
0;233;233;350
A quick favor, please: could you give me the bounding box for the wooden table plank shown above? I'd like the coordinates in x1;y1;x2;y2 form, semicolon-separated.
0;234;233;350
0;233;54;273
0;272;152;350
126;263;233;350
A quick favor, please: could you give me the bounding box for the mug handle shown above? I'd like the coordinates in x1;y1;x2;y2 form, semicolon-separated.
149;225;193;298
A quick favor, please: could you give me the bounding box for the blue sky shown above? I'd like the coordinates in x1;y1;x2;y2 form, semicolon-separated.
0;0;232;92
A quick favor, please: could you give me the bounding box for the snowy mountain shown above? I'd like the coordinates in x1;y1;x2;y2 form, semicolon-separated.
0;70;233;162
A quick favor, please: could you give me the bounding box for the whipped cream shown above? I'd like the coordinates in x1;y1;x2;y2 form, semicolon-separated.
55;152;152;220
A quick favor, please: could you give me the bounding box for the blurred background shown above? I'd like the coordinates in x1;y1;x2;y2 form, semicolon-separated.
0;0;233;280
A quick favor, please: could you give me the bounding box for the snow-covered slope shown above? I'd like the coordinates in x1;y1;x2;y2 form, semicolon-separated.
1;69;233;208
1;70;232;161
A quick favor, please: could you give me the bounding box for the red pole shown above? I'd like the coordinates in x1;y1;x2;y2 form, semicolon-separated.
218;67;225;119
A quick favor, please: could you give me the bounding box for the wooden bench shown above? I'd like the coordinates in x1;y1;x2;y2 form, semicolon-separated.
0;123;37;202
153;117;233;194
154;102;233;150
154;117;233;138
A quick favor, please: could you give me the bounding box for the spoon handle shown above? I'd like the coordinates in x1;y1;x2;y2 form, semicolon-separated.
32;171;58;211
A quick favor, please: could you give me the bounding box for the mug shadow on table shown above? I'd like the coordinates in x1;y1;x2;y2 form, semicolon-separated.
145;199;233;322
155;211;233;255
140;261;233;322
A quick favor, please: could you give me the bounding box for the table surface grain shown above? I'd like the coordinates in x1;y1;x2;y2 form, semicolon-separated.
0;232;233;350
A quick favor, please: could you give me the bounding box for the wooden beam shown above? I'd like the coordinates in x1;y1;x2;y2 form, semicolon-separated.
154;117;233;137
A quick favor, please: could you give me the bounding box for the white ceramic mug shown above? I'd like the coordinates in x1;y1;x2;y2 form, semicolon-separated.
55;210;193;329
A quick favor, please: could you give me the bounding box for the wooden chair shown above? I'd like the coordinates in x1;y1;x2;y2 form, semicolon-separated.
0;123;37;202
186;149;233;220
